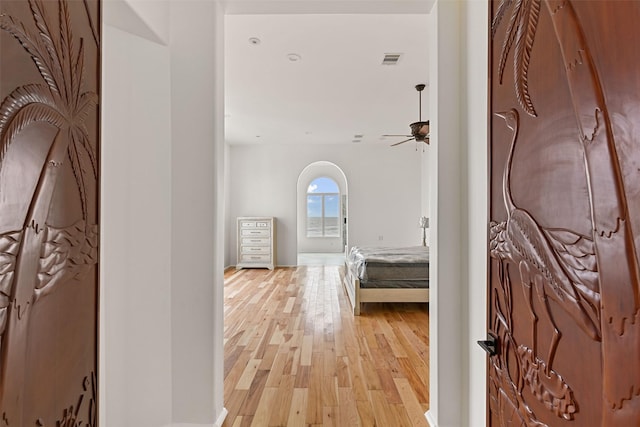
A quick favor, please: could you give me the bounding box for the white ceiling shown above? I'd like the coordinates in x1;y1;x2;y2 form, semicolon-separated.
224;7;432;146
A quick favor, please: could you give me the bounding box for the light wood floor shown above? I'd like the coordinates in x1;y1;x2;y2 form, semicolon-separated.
222;266;430;426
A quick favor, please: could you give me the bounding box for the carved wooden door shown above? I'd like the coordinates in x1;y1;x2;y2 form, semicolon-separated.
487;1;640;426
0;0;100;425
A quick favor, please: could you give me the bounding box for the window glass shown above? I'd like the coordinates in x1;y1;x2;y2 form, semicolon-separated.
307;177;339;193
306;177;340;237
306;195;323;237
324;195;340;237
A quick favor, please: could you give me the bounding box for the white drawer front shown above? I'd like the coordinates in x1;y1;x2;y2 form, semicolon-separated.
240;254;271;263
241;229;269;237
255;221;270;228
240;221;257;228
242;237;270;245
242;246;270;254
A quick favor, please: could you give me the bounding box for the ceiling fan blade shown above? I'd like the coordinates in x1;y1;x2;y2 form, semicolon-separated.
383;134;412;137
391;138;414;147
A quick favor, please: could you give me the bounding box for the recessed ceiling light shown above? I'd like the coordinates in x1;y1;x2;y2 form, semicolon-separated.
249;37;261;45
287;53;302;62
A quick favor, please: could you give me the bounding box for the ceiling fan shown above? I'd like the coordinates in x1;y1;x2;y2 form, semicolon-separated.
384;83;430;146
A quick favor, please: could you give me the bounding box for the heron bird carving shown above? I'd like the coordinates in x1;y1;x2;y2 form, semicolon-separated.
490;109;601;377
491;0;640;423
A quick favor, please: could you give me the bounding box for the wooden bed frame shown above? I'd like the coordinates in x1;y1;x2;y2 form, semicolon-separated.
342;261;429;315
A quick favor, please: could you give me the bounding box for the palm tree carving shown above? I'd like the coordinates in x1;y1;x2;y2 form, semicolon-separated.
492;0;541;117
0;0;98;219
0;0;98;423
493;1;640;424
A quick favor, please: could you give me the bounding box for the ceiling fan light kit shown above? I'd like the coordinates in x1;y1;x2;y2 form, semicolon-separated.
386;83;431;147
410;121;429;141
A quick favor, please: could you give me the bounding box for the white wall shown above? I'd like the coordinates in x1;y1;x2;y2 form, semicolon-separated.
426;1;464;425
421;147;431;246
426;1;488;427
463;1;489;426
101;1;226;426
169;0;223;423
296;161;346;253
227;143;424;266
211;2;227;423
102;0;169;45
101;24;173;427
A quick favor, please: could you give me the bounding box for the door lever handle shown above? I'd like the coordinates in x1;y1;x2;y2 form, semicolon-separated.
477;333;498;356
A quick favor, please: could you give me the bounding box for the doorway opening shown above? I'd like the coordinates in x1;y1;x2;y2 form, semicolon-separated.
296;161;348;265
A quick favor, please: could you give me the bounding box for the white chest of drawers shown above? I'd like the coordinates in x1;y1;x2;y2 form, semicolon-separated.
236;217;276;270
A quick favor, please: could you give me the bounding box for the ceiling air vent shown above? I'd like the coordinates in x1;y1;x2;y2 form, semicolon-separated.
382;53;402;65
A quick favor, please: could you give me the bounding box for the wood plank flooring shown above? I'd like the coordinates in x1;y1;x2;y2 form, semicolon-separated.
222;265;430;427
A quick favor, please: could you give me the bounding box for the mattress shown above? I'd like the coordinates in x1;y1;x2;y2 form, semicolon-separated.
346;245;429;284
358;279;429;289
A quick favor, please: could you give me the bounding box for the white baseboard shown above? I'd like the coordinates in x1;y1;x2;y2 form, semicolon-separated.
426;410;437;427
169;408;228;427
215;408;228;427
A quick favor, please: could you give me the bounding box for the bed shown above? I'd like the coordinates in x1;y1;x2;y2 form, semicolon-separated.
342;245;429;315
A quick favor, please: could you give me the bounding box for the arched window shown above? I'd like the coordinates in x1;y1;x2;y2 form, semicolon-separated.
306;177;340;237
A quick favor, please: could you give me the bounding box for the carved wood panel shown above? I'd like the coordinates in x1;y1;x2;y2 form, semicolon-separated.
488;1;640;426
0;0;100;425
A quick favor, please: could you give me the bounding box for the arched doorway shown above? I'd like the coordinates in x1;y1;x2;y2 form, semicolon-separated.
296;161;348;263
